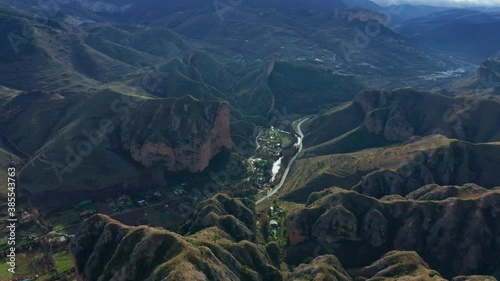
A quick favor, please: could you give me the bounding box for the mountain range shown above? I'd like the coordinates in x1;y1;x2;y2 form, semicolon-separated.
0;1;499;280
0;3;476;204
70;190;500;280
398;9;500;63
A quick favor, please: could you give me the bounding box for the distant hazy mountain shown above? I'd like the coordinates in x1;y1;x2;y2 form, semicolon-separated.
340;0;449;24
386;4;450;23
341;0;382;11
1;0;348;23
340;0;500;25
398;9;500;63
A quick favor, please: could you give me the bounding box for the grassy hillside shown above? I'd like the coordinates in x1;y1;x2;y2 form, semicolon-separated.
302;88;500;156
268;61;364;114
68;191;499;280
302;102;365;147
0;85;235;209
283;135;500;202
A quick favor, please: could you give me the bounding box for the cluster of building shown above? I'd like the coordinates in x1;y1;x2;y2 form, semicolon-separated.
258;127;291;157
249;128;294;188
173;184;186;196
104;193;156;213
75;200;97;219
268;204;286;237
76;191;163;220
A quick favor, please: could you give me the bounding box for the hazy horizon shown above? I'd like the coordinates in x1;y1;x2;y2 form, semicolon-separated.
371;0;500;7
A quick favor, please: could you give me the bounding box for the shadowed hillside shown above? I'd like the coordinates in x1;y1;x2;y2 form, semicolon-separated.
1;2;499;280
398;9;500;63
302;88;500;156
70;194;284;281
0;88;232;206
70;192;499;280
286;186;500;279
285;135;500;201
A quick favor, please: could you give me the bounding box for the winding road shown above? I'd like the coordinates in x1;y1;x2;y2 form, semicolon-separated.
256;117;309;205
17;117;309;246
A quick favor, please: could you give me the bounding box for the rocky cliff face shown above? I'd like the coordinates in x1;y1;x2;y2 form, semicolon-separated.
476;58;500;87
5;89;234;200
123;96;232;172
287;186;500;279
301;88;500;159
179;193;257;242
286;135;500;203
364;107;415;142
354;89;500;144
450;58;500;96
70;193;498;281
352;136;500;198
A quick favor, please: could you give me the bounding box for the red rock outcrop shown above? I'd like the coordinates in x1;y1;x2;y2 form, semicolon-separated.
123;96;232;172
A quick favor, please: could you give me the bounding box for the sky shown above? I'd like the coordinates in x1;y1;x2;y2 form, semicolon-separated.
371;0;500;6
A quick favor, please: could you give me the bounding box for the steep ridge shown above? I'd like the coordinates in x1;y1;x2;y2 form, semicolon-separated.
290;254;352;281
286;185;500;279
70;194;284;281
0;7;101;93
452;58;500;95
179;193;257;241
351;251;447;281
267;61;364;114
285;135;500;200
302;88;500;156
290;251;456;281
70;192;499;281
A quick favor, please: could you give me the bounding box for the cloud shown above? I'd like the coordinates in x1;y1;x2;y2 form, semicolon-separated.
371;0;500;6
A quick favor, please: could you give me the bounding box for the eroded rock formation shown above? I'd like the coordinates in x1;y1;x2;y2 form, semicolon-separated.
70;194;283;281
123;96;232;172
287;186;500;279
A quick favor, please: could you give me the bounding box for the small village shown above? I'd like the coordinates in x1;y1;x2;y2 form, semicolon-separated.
1;127;296;280
248;127;295;197
266;200;288;246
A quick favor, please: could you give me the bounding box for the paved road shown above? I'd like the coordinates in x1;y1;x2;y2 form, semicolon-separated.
12;118;308;247
254;129;264;151
256;117;309;205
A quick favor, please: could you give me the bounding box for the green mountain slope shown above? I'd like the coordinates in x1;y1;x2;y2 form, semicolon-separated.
284;135;500;201
302;88;500;157
69;192;499;280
